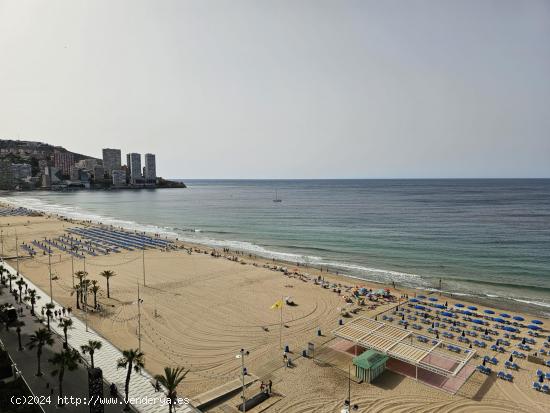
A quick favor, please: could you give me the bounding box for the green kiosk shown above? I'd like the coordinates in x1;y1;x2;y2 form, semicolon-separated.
352;349;389;383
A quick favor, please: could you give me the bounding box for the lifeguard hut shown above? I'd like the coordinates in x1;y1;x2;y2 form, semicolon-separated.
352;349;388;383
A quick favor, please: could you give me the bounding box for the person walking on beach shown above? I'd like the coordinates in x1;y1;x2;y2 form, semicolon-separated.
268;380;272;394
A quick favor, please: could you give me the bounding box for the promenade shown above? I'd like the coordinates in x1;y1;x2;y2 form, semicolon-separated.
1;261;199;413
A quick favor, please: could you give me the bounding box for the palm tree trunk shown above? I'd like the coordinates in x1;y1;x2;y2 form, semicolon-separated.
94;292;97;308
47;315;50;331
58;367;65;405
90;352;94;369
76;291;80;309
17;329;22;351
36;348;42;376
125;364;132;410
107;279;110;298
31;301;35;315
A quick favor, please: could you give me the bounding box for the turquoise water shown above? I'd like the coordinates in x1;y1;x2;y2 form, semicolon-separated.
2;179;550;315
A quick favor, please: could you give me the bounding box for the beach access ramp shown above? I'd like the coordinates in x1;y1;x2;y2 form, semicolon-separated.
192;374;258;410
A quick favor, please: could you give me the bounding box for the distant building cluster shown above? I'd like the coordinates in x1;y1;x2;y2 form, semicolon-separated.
0;140;158;190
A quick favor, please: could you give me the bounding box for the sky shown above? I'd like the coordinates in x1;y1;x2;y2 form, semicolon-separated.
0;0;549;179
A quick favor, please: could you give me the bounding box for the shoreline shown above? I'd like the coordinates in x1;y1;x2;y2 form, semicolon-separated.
1;197;549;318
1;209;549;412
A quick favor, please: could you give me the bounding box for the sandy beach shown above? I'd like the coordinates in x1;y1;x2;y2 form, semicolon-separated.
1;211;549;413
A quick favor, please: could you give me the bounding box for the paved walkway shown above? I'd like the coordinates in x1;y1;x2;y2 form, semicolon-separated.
2;261;200;413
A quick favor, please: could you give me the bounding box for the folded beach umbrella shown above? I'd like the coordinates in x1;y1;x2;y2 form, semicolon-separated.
528;325;541;330
409;298;419;303
429;297;438;302
500;313;510;318
484;309;495;315
468;306;478;310
532;320;543;325
454;303;465;308
513;316;524;321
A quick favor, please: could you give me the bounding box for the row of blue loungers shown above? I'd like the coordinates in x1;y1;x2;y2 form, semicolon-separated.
67;227;173;251
402;297;550;393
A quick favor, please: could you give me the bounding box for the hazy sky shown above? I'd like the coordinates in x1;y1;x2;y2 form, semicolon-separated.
1;0;549;179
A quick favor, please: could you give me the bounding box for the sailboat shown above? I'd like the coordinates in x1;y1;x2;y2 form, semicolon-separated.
273;189;282;203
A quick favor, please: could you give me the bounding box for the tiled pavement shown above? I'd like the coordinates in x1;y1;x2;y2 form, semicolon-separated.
2;261;200;413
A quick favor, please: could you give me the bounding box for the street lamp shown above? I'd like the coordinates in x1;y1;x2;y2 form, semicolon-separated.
236;349;250;412
341;365;358;413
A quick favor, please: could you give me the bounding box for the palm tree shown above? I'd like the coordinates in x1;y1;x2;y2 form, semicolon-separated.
24;289;40;316
100;270;116;298
15;278;25;304
27;328;54;376
71;285;81;309
7;273;17;292
0;264;7;285
49;349;81;405
90;280;100;309
117;349;145;411
154;367;189;413
58;318;73;349
14;320;25;351
81;340;102;369
74;271;87;304
44;302;55;331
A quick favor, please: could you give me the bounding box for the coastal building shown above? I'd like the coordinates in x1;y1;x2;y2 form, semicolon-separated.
53;151;74;176
10;163;32;182
144;153;156;183
126;152;142;184
111;169;126;187
69;166;81;181
102;148;121;176
76;158;101;170
93;165;105;181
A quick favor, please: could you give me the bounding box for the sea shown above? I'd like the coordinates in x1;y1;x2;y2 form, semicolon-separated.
2;179;550;316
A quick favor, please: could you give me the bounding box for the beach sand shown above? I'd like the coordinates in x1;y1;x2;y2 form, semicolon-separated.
1;213;549;413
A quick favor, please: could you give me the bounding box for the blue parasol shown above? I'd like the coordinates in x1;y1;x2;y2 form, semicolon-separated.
503;326;518;332
435;304;445;309
429;297;438;302
528;325;541;330
484;309;495;315
414;305;425;310
409;298;419;303
493;317;506;324
463;311;473;316
500;313;510;318
513;316;524;321
454;303;465;308
417;295;426;299
532;320;543;325
472;319;484;325
468;306;478;311
441;311;453;317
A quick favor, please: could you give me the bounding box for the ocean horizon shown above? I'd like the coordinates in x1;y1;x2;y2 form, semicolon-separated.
2;178;550;316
